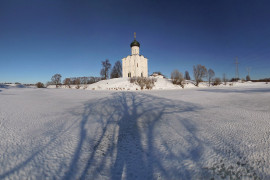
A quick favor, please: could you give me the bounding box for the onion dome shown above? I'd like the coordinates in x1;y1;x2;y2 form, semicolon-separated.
130;32;140;47
130;39;140;47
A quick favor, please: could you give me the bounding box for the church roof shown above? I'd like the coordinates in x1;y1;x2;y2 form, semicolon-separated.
130;39;140;48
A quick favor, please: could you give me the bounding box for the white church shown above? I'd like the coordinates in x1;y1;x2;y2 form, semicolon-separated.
122;33;148;78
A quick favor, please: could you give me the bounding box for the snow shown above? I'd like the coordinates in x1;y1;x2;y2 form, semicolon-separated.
47;78;269;91
47;77;182;90
1;82;270;179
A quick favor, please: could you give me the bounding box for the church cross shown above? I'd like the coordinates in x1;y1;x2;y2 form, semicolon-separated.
134;32;136;39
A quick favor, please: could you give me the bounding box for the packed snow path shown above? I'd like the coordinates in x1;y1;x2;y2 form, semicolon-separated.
0;85;270;179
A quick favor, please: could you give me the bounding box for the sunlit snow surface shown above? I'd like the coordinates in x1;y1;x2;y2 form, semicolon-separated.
1;83;270;179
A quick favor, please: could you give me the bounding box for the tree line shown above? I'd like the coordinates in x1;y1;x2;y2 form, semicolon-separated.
41;59;122;88
37;60;253;88
171;64;252;88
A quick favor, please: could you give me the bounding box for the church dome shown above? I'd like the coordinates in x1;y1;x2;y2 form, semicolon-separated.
130;39;140;48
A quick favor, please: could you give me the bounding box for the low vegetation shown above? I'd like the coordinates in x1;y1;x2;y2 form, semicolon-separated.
130;77;156;90
171;69;184;88
36;82;45;88
213;77;221;86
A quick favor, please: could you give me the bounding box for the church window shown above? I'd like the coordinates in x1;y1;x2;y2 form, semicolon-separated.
137;63;138;67
141;73;143;77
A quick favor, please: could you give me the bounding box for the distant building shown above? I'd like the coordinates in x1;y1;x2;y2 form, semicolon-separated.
122;33;148;78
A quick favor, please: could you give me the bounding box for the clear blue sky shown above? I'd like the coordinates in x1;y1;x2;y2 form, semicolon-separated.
1;0;270;84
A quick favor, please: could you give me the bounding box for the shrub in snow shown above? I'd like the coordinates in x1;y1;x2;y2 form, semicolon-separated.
36;82;45;88
171;70;184;88
75;79;81;89
213;77;221;86
129;77;156;90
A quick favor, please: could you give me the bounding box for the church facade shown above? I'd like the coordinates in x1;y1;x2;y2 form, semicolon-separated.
122;33;148;78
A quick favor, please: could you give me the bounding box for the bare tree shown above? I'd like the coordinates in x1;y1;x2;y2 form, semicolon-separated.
171;69;184;88
193;64;207;86
63;78;71;88
111;60;122;79
208;68;215;86
100;59;111;80
184;71;191;80
223;73;228;85
51;74;62;88
75;78;81;89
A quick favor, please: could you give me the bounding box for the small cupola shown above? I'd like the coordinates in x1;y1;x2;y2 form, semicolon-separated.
130;32;140;47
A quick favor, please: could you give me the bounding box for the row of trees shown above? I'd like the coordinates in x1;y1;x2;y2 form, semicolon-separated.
49;74;102;88
45;60;252;89
63;77;101;86
171;64;225;87
46;59;122;88
172;64;252;87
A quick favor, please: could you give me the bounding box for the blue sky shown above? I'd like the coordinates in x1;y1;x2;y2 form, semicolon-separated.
1;0;270;84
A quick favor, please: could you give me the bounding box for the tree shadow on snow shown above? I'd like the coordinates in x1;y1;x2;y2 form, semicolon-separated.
63;92;208;179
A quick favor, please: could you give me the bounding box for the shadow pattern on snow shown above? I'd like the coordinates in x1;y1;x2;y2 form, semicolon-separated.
0;113;79;179
63;92;205;179
198;88;270;93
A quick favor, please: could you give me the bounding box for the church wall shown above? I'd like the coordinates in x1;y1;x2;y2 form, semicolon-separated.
131;46;139;55
122;38;148;78
122;55;148;78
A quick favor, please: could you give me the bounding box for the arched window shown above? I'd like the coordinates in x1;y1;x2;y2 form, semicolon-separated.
141;72;143;77
128;72;131;77
137;63;138;67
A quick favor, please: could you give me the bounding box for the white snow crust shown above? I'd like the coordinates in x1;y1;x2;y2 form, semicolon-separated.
1;82;270;179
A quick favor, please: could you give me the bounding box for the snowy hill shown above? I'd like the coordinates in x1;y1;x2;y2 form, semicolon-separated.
48;77;183;90
47;77;269;91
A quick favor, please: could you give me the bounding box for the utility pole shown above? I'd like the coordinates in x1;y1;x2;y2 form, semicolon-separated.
246;67;251;77
235;56;239;80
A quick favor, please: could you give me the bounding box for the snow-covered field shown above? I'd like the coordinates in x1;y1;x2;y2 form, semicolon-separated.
1;82;270;179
